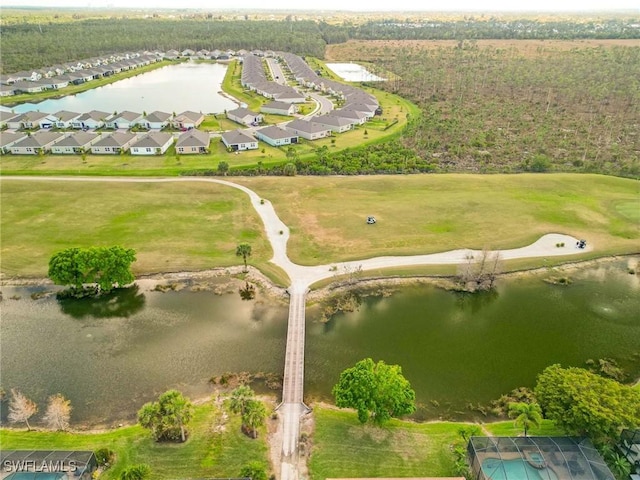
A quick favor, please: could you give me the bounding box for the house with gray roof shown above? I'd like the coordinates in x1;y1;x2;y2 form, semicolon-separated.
261;101;297;116
6;111;57;130
221;130;258;151
255;126;298;147
311;114;354;133
51;132;101;154
143;111;172;130
107;111;144;130
1;132;28;154
173;111;204;129
0;111;19;128
332;108;368;125
130;132;173;155
227;107;263;127
10;131;65;155
175;129;210;154
91;132;137;154
0;85;16;97
53;110;82;129
72;110;111;130
285;119;331;140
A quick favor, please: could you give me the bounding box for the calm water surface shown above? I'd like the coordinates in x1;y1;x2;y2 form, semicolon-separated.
12;62;238;115
326;63;386;82
1;260;638;425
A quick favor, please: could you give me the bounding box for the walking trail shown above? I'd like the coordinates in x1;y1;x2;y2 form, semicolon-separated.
2;176;592;479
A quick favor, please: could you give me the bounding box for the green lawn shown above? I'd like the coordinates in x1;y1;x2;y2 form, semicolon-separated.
308;406;567;480
2;174;637;280
235;174;639;265
308;407;461;479
0;402;270;480
0;179;278;282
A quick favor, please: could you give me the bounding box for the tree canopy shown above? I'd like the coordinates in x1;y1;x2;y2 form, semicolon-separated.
332;357;416;425
138;390;193;442
508;402;543;437
48;246;136;294
228;385;267;439
535;364;640;444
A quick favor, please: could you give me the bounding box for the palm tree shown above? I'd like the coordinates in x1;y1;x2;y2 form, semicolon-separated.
242;399;267;439
228;385;254;417
235;243;252;272
508;402;543;437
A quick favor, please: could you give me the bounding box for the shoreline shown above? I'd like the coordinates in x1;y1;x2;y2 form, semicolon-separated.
2;253;636;298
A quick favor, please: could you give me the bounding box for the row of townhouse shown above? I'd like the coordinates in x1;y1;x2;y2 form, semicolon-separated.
1;110;204;131
1;128;212;156
241;53;306;104
0;54;163;97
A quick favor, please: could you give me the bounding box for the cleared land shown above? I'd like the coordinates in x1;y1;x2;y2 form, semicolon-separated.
235;174;639;265
0;402;269;480
1;174;637;280
0;180;272;279
308;406;563;480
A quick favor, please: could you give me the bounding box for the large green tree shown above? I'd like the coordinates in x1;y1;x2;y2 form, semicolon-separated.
48;246;136;294
138;390;193;442
535;364;640;444
508;402;543;437
332;358;416;425
227;386;266;438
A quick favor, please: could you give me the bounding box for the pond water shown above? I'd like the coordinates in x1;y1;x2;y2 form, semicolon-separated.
1;260;638;426
326;63;386;82
12;62;239;115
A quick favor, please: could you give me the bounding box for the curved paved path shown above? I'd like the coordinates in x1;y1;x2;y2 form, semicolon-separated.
2;176;592;479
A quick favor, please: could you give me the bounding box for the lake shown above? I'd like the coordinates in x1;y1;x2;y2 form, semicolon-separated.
1;260;638;426
326;63;386;82
11;62;239;115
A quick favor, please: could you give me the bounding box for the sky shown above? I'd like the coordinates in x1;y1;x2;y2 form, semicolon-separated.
5;0;640;11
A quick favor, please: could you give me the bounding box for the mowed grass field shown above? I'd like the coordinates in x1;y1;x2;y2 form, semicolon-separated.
1;174;637;280
308;406;564;479
0;179;273;279
0;402;270;480
235;174;639;265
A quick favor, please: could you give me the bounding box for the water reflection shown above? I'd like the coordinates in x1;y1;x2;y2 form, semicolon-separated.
57;285;146;319
454;289;499;313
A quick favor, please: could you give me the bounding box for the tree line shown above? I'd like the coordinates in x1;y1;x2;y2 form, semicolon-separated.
2;13;638;74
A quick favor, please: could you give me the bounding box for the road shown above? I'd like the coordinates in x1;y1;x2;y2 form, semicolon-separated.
0;176;594;479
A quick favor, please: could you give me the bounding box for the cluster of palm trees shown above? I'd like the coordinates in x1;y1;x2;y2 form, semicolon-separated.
228;385;267;439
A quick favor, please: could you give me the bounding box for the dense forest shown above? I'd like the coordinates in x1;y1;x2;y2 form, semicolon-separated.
1;10;639;73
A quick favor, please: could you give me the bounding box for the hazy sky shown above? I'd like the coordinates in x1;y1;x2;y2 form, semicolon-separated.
6;0;640;11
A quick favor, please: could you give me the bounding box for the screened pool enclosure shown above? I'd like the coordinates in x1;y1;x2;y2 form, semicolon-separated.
467;437;615;480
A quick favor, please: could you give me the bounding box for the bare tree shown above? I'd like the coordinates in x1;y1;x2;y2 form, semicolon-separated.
43;394;72;431
8;389;38;431
457;249;502;291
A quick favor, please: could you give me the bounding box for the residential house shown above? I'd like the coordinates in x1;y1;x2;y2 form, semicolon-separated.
107;111;144;130
91;132;137;154
311;114;354;133
175;129;210;154
255;126;298;147
221;130;258;151
165;49;180;59
332;108;368;125
72;110;111;130
10;131;65;154
227;107;263;126
173;111;204;129
51;132;101;154
142;111;172;130
43;76;70;89
181;49;195;57
0;111;19;128
130;132;173;155
0;85;16;97
0;132;28;154
285;119;331;140
341;103;377;119
260;101;297;116
6;111;56;130
53;110;82;129
11;81;46;94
